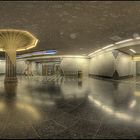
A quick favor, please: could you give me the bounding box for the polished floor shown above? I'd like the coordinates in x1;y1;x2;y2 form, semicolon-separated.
0;75;140;139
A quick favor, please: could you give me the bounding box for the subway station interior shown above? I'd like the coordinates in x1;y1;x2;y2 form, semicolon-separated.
1;1;140;139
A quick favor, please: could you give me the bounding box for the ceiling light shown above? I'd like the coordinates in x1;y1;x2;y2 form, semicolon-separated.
94;49;102;53
88;49;102;56
44;50;57;55
129;100;136;108
129;49;136;53
115;39;133;45
17;50;57;58
135;37;140;39
102;44;114;49
88;52;94;56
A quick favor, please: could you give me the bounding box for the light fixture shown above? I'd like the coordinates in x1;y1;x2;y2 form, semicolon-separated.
110;36;122;41
102;44;114;49
44;50;57;55
17;50;57;58
94;49;102;53
135;37;140;40
129;100;136;108
88;38;136;57
25;39;38;50
88;49;102;56
115;39;133;45
129;49;136;53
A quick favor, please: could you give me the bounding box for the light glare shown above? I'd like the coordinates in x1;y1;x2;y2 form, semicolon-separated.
129;49;136;53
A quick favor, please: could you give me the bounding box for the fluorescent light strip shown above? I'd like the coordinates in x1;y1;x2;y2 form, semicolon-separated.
135;37;140;39
94;49;102;53
115;39;133;45
102;44;114;49
89;44;114;56
129;49;136;53
17;50;57;58
89;38;136;57
88;49;101;56
89;46;112;56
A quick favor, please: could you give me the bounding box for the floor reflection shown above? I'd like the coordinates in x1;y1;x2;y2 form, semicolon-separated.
4;83;17;98
0;76;140;138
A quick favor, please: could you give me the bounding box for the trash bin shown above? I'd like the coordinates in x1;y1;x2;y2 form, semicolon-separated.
78;71;82;79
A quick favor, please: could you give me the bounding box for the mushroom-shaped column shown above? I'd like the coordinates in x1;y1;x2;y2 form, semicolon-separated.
0;29;38;83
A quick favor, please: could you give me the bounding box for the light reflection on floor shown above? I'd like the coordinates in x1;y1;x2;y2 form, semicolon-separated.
0;75;140;138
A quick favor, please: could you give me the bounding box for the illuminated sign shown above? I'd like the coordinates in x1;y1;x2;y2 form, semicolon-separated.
17;50;57;58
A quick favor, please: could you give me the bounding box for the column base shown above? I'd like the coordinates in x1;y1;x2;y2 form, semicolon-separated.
4;77;18;83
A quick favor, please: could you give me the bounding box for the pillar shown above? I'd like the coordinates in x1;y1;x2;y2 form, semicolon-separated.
4;51;17;83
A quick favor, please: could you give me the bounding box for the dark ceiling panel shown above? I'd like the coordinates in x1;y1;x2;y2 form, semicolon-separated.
0;1;139;55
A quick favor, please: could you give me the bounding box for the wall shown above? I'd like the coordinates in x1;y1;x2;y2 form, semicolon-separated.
35;63;42;75
136;62;140;75
16;60;27;74
89;50;134;78
0;52;135;79
0;60;26;74
60;57;89;76
115;51;135;77
17;61;41;75
89;51;115;77
0;60;28;75
0;60;5;74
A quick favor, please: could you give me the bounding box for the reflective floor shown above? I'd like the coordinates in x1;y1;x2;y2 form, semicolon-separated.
0;75;140;139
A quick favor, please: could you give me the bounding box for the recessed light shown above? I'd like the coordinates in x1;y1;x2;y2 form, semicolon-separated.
110;36;121;41
70;33;78;39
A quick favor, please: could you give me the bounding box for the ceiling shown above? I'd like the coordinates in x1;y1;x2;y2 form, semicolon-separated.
0;1;140;56
118;44;140;56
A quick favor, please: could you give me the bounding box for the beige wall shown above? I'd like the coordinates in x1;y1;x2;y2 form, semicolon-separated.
89;51;115;77
115;51;135;77
136;62;140;75
60;57;89;76
0;51;136;78
15;57;89;76
16;60;27;74
89;50;135;78
0;60;5;74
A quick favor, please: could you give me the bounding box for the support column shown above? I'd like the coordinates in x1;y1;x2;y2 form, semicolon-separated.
4;51;17;83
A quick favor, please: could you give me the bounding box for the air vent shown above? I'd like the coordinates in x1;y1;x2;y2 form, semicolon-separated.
110;36;121;41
